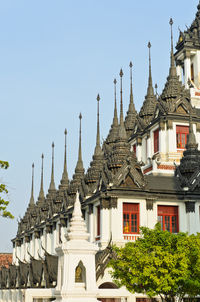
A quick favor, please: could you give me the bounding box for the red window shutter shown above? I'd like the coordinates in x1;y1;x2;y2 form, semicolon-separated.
133;144;136;154
176;125;189;149
123;203;139;234
154;129;159;153
157;205;179;233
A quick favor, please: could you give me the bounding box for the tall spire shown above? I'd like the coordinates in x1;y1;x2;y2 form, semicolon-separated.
113;79;118;127
139;43;157;124
60;129;69;188
68;115;84;197
38;154;45;201
125;62;137;136
169;18;177;77
75;113;84;172
85;95;104;188
29;163;34;205
118;69;127;140
49;142;56;191
147;42;154;96
104;79;119;146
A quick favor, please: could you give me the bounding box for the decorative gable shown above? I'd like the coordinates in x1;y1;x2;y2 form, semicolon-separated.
119;174;138;188
176;104;188;114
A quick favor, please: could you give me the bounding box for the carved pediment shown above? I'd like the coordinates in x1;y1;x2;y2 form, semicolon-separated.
119;174;138;188
176;104;188;114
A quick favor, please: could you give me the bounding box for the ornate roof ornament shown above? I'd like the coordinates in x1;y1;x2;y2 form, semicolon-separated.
59;129;69;190
105;79;119;145
118;68;127;141
139;42;157;125
85;94;104;188
68;114;85;196
176;2;200;51
107;69;129;172
124;62;137;137
48;142;56;193
161;19;190;102
38;154;45;202
29;163;34;206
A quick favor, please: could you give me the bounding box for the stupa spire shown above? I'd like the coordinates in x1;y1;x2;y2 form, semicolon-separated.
67;192;89;241
113;79;118;127
38;154;45;201
49;142;56;191
60;129;69;187
118;69;127;140
75;113;84;172
169;18;177;77
94;94;101;154
29;163;34;205
147;42;154;96
125;62;137;136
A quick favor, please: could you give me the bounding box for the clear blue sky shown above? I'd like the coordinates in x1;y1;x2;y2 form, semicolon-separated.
0;0;198;251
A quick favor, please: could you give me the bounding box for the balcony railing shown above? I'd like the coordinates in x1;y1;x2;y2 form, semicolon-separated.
123;234;140;241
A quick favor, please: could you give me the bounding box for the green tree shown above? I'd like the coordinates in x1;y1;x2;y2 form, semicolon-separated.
0;160;14;219
109;224;200;302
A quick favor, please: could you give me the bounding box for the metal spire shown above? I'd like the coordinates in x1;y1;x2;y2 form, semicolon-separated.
61;129;69;183
29;163;34;205
94;94;102;155
113;78;118;127
38;154;45;201
75;113;84;172
49;142;56;191
120;68;124;124
147;42;154;96
169;18;177;76
118;69;127;140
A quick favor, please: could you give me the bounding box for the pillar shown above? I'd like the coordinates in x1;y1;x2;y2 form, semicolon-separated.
184;51;191;88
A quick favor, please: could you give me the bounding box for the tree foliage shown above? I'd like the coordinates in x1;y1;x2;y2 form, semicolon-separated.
0;160;14;219
109;224;200;302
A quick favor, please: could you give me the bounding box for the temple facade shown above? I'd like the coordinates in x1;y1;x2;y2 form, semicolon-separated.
1;2;200;302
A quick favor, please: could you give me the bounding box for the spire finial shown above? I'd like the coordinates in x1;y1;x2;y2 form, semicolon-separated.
74;112;84;173
39;154;45;201
78;113;82;162
60;128;69;188
96;94;100;147
113;78;118;127
49;142;56;191
169;18;176;75
119;68;124;124
147;41;154;96
30;163;34;205
129;61;133;99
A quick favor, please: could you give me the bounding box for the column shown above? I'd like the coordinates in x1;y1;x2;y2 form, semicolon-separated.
89;204;94;242
136;137;142;162
146;199;157;228
100;199;110;248
185;201;197;235
176;64;182;82
184;51;191;88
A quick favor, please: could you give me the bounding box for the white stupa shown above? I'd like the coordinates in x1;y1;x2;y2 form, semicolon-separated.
55;192;99;302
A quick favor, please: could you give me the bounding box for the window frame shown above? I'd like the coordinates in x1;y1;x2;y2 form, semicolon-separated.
176;125;189;149
153;128;159;153
157;205;179;233
96;205;101;240
123;203;140;234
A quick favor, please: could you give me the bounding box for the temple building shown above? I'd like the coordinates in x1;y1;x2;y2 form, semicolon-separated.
1;2;200;302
